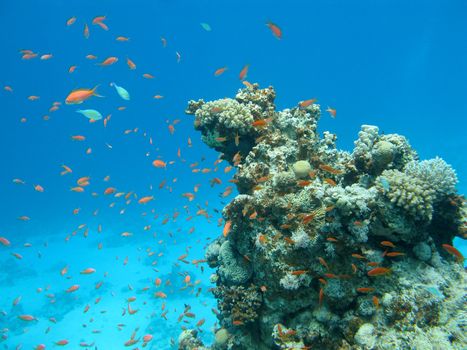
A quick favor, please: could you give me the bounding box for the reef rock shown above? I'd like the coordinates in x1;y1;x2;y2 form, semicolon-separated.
182;84;466;350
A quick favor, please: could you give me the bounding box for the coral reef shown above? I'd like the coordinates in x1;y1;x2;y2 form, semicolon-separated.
180;84;466;350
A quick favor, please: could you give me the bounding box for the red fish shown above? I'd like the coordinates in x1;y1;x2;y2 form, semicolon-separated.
442;244;464;263
214;67;227;76
266;21;282;39
239;64;249;80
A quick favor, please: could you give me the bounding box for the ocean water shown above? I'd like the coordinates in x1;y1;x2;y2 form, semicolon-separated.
0;0;466;349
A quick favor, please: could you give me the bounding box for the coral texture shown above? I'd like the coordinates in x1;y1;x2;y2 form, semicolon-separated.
181;84;466;350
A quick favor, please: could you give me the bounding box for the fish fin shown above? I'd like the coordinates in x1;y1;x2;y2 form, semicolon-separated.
92;85;104;98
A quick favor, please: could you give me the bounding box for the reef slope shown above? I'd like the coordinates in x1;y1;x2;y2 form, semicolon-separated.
179;84;466;350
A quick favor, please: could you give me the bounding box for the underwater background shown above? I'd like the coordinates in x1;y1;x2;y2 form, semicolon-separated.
0;0;466;349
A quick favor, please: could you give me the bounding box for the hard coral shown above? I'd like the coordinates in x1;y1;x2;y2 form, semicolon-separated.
180;84;466;350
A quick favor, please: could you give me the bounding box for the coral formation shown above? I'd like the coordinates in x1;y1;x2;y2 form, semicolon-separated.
180;84;466;350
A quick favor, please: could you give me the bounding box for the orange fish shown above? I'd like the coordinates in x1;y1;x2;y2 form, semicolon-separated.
66;284;80;293
367;267;391;277
92;15;106;24
214;67;227;76
326;107;336;118
351;253;365;259
319;164;342;175
80;268;96;274
372;296;380;308
266;21;282;39
55;340;69;346
152;160;166;168
104;187;116;195
441;244;464;263
143;73;154;79
18;314;36;321
251;118;272;128
386;252;405;257
356;287;375;293
126;57;136;70
291;270;308;275
34;184;44;192
380;240;396;248
299;98;317;108
239;64;250;80
138;196;154;204
0;237;11;246
154;291;167;298
223;220;232;237
65;86;101;104
66;17;76;26
323;178;337;186
68;65;77;73
319;288;324;305
83;24;90;39
98;56;118;66
116;36;130;41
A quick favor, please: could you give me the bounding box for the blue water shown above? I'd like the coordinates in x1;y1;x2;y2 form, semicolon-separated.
0;0;466;348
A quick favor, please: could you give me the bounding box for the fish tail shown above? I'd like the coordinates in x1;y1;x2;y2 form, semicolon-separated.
92;85;104;97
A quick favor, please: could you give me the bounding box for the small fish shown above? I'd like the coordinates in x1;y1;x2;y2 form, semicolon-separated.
299;98;317;108
319;164;342;175
372;296;380;308
441;244;464;263
239;64;250;80
126;57;136;70
138;196;154;204
92;15;106;24
251;118;272;128
380;240;396;248
319;288;324;305
356;287;375;293
379;177;390;191
76;109;103;120
367;267;391;277
66;17;76;26
0;237;11;246
291;270;308;275
55;340;69;346
66;284;80;293
110;82;130;100
152;160;167;168
386;252;405;257
326;107;336;118
66;86;101;104
323;178;337;186
223;220;232;237
266;21;282;39
200;22;211;31
80;268;96;274
98;56;118;66
83;24;90;39
214;66;227;76
18;314;36;321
